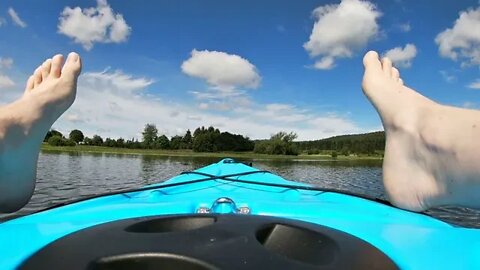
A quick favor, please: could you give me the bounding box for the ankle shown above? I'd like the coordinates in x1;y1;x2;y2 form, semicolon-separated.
418;103;457;156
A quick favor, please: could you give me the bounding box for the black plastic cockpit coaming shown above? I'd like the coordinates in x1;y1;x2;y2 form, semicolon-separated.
20;214;399;270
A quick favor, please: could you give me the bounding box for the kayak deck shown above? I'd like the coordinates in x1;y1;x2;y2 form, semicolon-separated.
1;158;479;269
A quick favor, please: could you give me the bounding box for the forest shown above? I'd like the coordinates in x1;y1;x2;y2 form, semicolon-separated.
44;125;385;156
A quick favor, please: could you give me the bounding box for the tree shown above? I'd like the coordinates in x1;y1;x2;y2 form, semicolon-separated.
48;135;64;146
193;127;202;137
253;141;268;154
142;124;158;149
170;135;183;150
116;138;125;148
156;135;170;149
104;138;116;147
69;129;84;144
182;130;193;149
91;135;103;146
83;137;92;145
64;139;76;146
44;129;63;142
192;133;217;152
253;131;298;155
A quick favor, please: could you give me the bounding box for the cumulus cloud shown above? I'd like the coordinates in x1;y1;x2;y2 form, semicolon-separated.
435;6;480;67
304;0;381;70
468;79;480;89
51;68;361;141
8;7;27;28
182;49;261;110
383;44;417;68
181;49;260;92
58;0;131;50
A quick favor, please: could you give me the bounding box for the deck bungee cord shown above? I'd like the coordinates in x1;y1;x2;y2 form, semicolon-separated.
14;162;407;219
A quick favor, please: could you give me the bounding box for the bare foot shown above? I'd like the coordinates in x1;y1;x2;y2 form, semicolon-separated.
362;51;450;211
0;52;82;212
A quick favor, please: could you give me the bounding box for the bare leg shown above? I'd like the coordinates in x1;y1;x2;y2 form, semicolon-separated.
0;53;82;213
362;51;480;211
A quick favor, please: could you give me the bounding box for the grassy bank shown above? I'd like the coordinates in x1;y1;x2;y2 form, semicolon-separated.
40;144;383;161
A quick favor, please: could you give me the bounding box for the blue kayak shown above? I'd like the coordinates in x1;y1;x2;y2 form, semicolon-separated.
1;158;479;269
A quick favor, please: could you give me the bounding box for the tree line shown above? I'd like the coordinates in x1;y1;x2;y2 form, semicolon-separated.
44;124;385;156
294;131;385;155
43;124;254;152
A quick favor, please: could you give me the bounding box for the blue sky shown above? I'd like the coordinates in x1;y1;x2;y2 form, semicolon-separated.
0;0;479;140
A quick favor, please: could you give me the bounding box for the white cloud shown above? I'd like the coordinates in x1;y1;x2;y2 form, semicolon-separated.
187;115;202;121
83;68;154;93
8;7;27;28
435;6;480;66
383;43;417;68
398;22;411;32
182;49;261;111
313;57;335;70
304;0;381;70
57;0;131;50
0;57;13;69
52;68;362;141
0;17;6;27
198;103;209;110
234;103;360;138
0;75;15;89
181;49;260;91
468;79;480;89
65;113;84;123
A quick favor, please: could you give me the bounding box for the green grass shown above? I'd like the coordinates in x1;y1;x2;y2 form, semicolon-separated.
40;144;383;160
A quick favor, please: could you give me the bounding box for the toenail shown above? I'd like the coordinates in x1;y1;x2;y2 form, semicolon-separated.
68;52;79;61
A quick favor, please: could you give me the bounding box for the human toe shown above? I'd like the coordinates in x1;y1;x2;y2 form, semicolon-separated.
25;75;34;92
381;57;393;76
41;59;52;81
392;67;400;81
33;67;42;87
61;52;82;78
49;54;64;79
363;51;382;71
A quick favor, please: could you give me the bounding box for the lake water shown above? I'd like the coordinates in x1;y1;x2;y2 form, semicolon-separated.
2;151;480;227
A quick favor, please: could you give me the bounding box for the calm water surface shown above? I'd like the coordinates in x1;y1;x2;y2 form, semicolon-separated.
2;151;480;227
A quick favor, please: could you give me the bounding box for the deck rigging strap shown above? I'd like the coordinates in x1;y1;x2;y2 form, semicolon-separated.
181;171;393;206
24;169;392;218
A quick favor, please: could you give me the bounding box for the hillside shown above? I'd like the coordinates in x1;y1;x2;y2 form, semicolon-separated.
295;131;385;155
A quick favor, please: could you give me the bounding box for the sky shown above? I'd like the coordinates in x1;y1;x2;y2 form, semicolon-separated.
0;0;479;141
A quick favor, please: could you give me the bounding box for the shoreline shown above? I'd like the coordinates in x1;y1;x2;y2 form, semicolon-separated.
40;144;384;161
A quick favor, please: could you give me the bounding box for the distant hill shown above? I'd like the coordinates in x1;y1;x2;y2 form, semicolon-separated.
295;131;385;155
